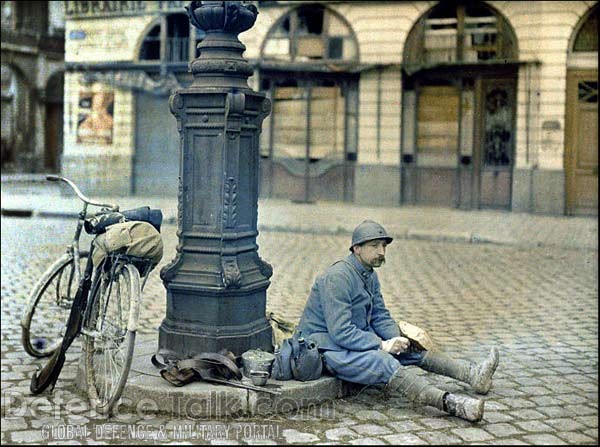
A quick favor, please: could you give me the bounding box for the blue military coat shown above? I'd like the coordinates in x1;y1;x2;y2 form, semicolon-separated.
297;253;401;352
297;254;424;385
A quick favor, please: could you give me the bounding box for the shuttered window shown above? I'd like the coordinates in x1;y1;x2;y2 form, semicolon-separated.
417;85;459;156
271;85;344;160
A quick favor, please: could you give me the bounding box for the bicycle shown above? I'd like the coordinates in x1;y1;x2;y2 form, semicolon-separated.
27;175;163;415
21;175;116;357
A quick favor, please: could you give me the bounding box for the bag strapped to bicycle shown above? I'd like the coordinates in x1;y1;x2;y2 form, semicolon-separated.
84;206;163;235
151;349;282;395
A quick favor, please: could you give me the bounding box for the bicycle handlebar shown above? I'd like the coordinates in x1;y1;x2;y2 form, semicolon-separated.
46;175;119;211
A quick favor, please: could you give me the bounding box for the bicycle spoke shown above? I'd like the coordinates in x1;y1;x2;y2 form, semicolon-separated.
85;261;138;414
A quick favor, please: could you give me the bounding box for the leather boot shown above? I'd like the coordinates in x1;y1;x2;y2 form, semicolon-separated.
419;347;499;394
386;368;484;422
444;393;484;422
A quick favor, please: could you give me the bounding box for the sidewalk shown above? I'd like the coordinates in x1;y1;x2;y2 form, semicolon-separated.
1;176;597;250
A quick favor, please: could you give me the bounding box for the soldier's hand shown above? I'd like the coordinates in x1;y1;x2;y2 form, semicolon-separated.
382;336;410;354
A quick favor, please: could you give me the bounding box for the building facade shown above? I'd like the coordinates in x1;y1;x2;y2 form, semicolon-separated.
1;1;66;173
61;1;598;216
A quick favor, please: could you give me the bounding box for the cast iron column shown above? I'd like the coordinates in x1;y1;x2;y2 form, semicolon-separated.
159;1;273;357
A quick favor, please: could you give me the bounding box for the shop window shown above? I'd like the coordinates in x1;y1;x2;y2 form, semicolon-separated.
139;13;205;63
406;2;516;66
140;25;161;61
14;0;48;35
262;5;358;62
573;6;598;52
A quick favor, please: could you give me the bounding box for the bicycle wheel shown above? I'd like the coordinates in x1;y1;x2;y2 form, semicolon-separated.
84;260;141;415
21;251;89;357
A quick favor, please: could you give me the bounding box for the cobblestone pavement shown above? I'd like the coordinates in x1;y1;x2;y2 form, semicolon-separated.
1;179;597;250
1;216;598;445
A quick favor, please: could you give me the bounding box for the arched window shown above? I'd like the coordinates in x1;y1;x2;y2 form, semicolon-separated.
262;4;358;62
404;2;517;66
572;5;598;52
138;13;206;63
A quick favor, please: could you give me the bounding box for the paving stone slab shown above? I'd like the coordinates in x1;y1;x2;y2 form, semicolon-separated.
555;431;597;444
522;433;567;445
483;422;524;437
451;427;495;442
382;433;427;445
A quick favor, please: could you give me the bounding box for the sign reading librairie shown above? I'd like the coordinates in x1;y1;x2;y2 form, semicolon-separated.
65;1;187;18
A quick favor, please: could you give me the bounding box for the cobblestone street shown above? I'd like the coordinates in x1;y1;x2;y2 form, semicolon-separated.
1;216;598;445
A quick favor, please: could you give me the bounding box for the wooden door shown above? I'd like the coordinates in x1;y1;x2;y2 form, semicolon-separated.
44;103;63;172
565;70;598;216
476;77;516;209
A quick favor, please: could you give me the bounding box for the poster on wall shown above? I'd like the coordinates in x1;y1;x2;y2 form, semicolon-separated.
76;91;114;145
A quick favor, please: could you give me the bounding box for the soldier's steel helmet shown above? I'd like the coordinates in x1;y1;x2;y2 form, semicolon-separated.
350;220;393;251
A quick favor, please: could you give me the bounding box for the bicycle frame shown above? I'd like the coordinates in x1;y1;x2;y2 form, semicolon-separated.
46;175;119;286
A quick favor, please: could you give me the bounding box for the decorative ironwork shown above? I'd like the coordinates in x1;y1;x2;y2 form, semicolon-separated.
221;255;242;288
484;88;512;166
578;81;598;103
223;177;238;228
160;0;273;356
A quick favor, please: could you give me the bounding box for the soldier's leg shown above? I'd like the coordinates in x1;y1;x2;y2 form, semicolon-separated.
385;367;484;422
418;347;499;394
322;349;484;422
321;348;400;385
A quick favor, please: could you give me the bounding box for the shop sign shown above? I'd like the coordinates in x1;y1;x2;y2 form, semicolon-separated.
65;1;187;19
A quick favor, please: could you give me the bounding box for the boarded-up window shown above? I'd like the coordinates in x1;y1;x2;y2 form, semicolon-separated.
272;85;344;160
417;86;459;155
309;86;344;159
272;87;307;159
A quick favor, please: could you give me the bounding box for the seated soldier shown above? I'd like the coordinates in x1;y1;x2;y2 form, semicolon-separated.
297;220;499;422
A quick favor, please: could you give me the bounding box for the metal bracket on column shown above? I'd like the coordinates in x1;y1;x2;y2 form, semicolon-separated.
224;92;245;139
221;255;242;288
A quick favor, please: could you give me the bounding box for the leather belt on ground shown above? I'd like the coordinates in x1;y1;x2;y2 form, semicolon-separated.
152;349;282;395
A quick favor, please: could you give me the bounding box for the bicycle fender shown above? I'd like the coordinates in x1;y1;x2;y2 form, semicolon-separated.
30;349;66;394
30;256;93;394
125;264;142;332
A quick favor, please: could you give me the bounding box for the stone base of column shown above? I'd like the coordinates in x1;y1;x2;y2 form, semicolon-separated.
158;317;272;358
158;286;273;357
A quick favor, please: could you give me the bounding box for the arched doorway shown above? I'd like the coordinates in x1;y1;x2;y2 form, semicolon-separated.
565;5;598;216
259;4;359;203
401;2;518;209
45;71;64;172
1;63;32;172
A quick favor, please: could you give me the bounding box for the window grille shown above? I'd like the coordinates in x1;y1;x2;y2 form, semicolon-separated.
407;3;516;66
262;5;358;62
